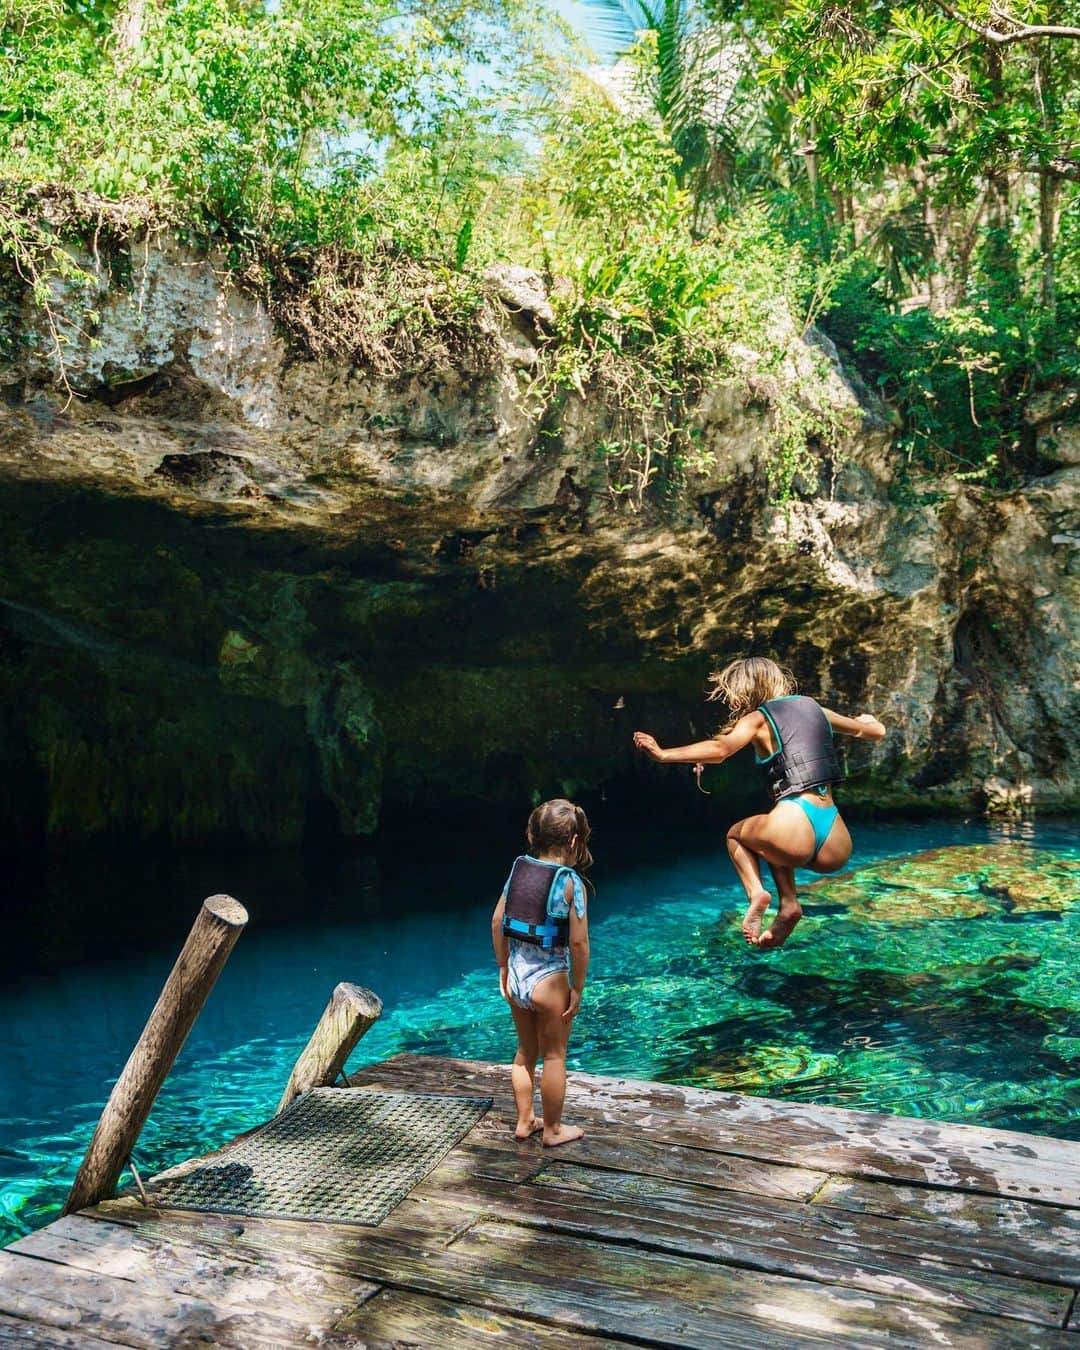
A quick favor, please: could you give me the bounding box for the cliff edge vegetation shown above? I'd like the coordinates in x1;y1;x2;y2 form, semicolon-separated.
0;1;1077;843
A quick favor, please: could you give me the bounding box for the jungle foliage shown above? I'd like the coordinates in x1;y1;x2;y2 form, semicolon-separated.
1;0;1077;497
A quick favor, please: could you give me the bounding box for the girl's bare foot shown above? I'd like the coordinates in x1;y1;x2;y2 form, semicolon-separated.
756;898;803;950
543;1123;584;1147
742;890;771;945
514;1116;543;1140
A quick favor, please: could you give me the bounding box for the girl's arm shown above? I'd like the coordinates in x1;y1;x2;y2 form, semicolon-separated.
822;709;886;741
492;894;510;999
566;902;589;1022
633;711;763;764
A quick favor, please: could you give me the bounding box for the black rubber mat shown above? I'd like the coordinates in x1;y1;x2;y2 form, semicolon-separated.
149;1089;491;1225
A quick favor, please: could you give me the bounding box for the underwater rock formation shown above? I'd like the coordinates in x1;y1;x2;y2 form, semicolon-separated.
802;844;1080;923
0;239;1077;843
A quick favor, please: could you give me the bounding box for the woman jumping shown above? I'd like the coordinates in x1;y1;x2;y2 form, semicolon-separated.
633;657;885;949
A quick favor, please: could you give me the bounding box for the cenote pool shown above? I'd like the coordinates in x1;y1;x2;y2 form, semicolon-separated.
2;815;1078;1246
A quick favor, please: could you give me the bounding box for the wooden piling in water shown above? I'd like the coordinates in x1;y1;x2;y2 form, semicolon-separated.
277;982;383;1114
62;894;248;1216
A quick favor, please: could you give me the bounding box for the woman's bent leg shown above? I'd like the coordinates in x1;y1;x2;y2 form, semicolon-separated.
735;807;816;949
509;1002;541;1138
729;816;773;944
532;973;584;1147
761;861;802;949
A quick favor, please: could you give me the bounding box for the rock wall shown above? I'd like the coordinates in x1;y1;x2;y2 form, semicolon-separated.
0;240;1076;844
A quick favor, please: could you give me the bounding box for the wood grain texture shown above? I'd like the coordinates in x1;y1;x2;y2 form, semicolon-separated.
334;1289;636;1346
413;1162;1073;1324
63;896;248;1216
353;1054;1080;1205
9;1053;1077;1349
276;982;383;1114
0;1313;126;1348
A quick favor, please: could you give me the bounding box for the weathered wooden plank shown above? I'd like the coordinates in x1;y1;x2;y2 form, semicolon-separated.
354;1055;1080;1205
815;1174;1080;1247
63;1203;959;1348
0;1313;126;1348
334;1289;636;1347
106;1197;1072;1349
90;1188;478;1253
9;1216;370;1327
458;1116;830;1201
0;1249;325;1349
530;1160;1080;1289
343;1218;1075;1348
411;1162;1072;1324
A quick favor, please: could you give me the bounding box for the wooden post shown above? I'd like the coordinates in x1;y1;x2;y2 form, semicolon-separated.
62;894;248;1216
276;982;383;1114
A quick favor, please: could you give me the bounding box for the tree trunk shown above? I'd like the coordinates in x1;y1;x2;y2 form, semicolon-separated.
113;0;150;56
1038;169;1058;314
1035;43;1058;316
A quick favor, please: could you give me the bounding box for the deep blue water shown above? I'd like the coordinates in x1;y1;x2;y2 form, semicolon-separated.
2;814;1078;1246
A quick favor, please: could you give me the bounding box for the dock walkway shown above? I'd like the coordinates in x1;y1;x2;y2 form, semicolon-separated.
2;1053;1079;1347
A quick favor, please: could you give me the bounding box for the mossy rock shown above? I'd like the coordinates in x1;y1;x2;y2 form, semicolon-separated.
804;843;1080;923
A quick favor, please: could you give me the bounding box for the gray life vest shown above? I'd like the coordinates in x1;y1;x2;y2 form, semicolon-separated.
758;696;844;801
502;857;572;950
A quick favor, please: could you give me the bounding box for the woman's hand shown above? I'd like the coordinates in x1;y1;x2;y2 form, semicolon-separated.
855;713;886;739
498;966;510;1002
563;988;582;1021
633;731;664;761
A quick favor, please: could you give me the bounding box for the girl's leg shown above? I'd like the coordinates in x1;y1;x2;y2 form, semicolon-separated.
531;973;584;1147
508;1002;542;1138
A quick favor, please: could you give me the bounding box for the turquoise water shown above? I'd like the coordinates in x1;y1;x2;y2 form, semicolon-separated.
2;816;1078;1246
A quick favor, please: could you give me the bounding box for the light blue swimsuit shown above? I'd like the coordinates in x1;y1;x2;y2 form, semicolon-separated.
503;857;587;1011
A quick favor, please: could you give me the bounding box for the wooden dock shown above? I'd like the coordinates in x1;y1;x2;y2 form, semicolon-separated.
2;1053;1079;1347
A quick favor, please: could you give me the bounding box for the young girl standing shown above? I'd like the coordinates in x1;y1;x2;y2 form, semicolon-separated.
491;799;591;1146
633;657;885;949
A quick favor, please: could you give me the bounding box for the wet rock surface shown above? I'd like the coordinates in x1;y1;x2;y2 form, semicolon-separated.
0;241;1077;843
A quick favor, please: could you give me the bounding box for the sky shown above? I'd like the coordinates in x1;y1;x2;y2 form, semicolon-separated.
552;0;630;64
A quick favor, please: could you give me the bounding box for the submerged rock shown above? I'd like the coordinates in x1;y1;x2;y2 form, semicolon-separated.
0;239;1077;843
803;844;1080;923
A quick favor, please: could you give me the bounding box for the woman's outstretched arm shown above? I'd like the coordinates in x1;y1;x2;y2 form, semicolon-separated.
633;711;763;764
822;710;886;740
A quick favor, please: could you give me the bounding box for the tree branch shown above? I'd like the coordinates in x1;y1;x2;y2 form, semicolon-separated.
923;143;1080;181
936;3;1080;45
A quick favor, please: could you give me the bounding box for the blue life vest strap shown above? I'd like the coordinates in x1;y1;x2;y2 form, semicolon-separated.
503;916;567;950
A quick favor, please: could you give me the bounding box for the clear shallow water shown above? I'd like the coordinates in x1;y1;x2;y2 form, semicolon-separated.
2;815;1078;1246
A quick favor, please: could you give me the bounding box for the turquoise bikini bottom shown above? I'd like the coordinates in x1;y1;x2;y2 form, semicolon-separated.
783;788;838;862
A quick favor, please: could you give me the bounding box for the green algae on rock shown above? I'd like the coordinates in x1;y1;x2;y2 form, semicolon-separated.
803;844;1080;924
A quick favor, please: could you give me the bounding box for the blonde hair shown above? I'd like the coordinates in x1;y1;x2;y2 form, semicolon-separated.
707;657;796;732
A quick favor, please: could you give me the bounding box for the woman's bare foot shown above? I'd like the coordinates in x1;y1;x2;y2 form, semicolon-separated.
742;890;772;945
756;898;803;950
543;1123;584;1147
514;1116;543;1140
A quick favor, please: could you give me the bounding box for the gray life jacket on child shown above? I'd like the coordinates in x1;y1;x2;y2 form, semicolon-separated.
758;696;844;801
502;857;573;951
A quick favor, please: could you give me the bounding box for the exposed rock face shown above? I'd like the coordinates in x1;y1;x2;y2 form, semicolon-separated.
0;239;1076;844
